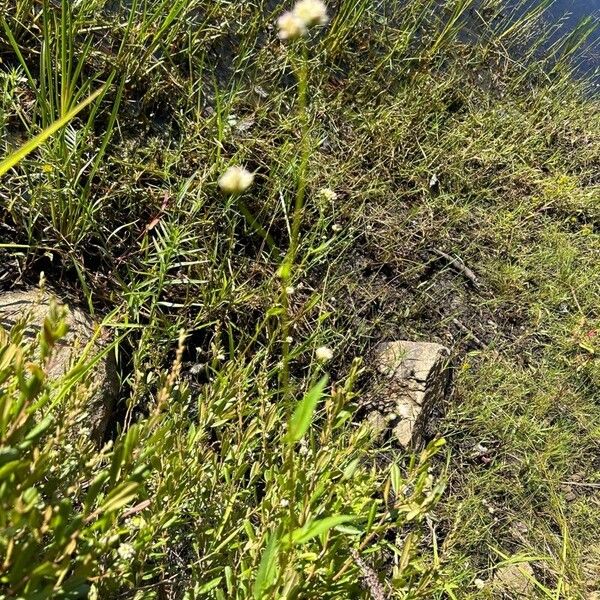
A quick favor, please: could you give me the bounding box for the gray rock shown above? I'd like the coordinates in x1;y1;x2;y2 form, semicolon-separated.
493;562;535;597
366;411;388;440
582;544;600;597
371;340;450;447
0;289;117;441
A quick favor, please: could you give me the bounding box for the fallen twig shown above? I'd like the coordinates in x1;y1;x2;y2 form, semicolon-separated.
121;499;152;519
561;481;600;489
452;318;487;348
431;247;480;289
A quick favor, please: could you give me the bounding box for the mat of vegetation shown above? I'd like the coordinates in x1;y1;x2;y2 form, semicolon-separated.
0;0;598;598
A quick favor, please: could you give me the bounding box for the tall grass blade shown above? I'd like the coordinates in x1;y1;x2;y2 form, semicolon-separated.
0;85;105;177
289;515;357;545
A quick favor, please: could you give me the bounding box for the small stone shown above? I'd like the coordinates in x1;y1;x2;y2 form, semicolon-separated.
581;544;600;591
561;484;577;502
393;419;414;447
370;340;450;447
493;562;535;597
0;288;117;442
366;411;387;440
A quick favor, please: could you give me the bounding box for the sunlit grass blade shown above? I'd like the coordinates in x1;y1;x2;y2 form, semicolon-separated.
288;515;357;545
0;85;105;177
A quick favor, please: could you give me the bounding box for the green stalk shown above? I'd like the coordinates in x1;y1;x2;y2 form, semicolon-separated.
280;44;311;400
277;42;311;590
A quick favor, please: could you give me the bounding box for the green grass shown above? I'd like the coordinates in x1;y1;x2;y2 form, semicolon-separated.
0;0;599;597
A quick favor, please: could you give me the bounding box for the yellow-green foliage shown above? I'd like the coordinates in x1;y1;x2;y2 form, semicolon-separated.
0;306;166;597
0;310;446;598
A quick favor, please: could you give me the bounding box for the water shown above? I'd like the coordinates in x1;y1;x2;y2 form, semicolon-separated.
550;0;600;25
541;0;599;77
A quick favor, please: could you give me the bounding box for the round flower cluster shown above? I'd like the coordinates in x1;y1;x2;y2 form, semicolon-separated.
218;165;254;194
315;346;333;362
277;0;329;40
318;188;337;203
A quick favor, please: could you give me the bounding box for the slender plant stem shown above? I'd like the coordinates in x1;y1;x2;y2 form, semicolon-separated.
278;40;311;587
289;43;311;267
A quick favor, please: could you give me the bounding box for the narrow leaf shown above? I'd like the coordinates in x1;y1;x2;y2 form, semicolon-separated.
290;515;357;545
198;577;223;594
253;532;280;599
99;481;139;515
287;375;328;443
390;463;402;495
0;85;105;177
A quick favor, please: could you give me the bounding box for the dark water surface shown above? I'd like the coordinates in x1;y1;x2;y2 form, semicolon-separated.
550;0;600;24
542;0;599;77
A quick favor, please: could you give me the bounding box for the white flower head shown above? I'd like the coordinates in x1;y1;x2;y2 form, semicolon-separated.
117;543;135;561
332;223;342;232
317;187;338;203
277;11;307;40
218;166;254;194
315;346;333;362
293;0;329;26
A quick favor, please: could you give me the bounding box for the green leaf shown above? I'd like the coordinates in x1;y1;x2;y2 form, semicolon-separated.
98;481;139;515
0;458;22;479
342;458;360;481
83;472;110;514
334;524;363;535
253;531;280;600
0;86;105;177
287;376;328;443
0;343;21;374
22;415;53;445
366;502;378;532
110;424;140;484
290;515;357;545
0;447;19;466
198;577;223;594
390;463;403;495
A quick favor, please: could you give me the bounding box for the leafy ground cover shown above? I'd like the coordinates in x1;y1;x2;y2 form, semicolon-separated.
0;0;598;597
